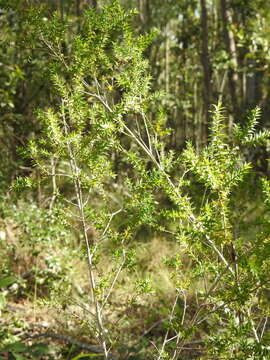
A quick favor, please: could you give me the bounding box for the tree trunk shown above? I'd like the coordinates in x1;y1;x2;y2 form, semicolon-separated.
220;0;239;120
165;24;170;93
89;0;97;8
200;0;212;143
138;0;150;29
59;0;64;21
76;0;81;17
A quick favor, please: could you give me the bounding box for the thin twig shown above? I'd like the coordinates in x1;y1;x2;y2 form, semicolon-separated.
260;317;268;340
157;291;180;360
101;208;122;237
101;253;126;310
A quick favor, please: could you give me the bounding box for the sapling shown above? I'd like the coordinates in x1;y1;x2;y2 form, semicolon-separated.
21;2;158;359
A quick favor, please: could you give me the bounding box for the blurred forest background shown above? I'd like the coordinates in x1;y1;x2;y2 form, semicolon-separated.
1;0;270;183
1;0;270;359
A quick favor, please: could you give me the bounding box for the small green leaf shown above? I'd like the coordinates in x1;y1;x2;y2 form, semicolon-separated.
0;341;28;353
13;354;28;360
29;342;50;355
0;276;17;289
71;353;104;359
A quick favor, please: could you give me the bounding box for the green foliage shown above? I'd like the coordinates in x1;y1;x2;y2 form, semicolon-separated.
182;104;251;195
0;201;78;300
1;1;270;360
0;276;17;289
0;341;54;360
71;353;103;359
234;106;270;145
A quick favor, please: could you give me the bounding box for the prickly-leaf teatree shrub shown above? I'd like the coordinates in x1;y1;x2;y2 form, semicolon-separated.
18;2;158;359
17;2;270;359
121;101;270;359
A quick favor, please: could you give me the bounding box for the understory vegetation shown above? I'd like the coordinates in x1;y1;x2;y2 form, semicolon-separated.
1;1;270;359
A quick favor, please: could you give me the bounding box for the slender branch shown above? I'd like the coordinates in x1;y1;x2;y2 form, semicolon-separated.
82;83;234;275
49;156;57;210
260;317;268;340
101;253;126;310
102;208;122;238
61;98;109;359
157;291;180;360
142;113;153;154
170;290;188;360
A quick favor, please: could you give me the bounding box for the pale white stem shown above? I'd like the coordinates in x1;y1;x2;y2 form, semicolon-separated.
165;335;178;343
181;290;187;326
157;291;180;360
63;198;79;208
61;99;109;359
101;253;126;310
82;84;234;275
142;113;153;154
247;308;260;343
49;156;57;210
171;290;187;360
102;208;122;237
260;317;268;340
